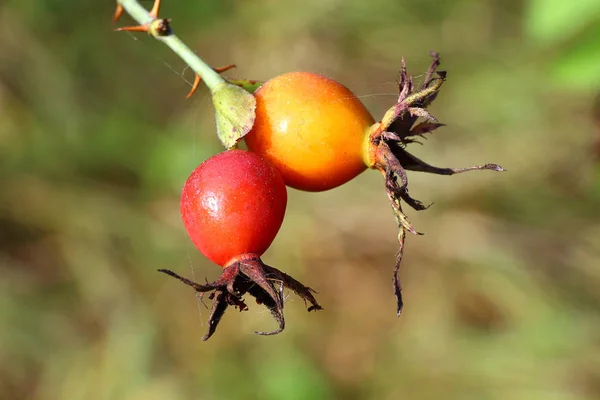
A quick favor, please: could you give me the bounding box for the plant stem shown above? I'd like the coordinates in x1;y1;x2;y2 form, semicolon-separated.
158;35;225;93
117;0;226;93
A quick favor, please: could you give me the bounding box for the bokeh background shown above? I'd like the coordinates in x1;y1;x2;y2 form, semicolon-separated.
2;0;600;399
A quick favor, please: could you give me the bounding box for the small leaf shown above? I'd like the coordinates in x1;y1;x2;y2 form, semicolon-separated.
212;83;256;149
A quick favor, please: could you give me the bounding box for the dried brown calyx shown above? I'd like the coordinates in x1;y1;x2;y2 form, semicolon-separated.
159;256;322;341
366;52;505;315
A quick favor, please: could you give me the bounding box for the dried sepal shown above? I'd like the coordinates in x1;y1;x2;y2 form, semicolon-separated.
158;256;322;341
367;53;505;315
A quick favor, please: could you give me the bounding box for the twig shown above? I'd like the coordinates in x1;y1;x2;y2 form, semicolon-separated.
116;0;225;93
115;0;257;149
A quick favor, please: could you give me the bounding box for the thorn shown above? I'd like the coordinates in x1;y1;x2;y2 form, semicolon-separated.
186;64;236;99
149;0;162;19
186;74;202;99
114;0;163;34
113;4;124;23
115;25;150;33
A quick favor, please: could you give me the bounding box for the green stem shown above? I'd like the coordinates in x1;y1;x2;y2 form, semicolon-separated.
117;0;225;92
157;35;225;93
117;0;152;23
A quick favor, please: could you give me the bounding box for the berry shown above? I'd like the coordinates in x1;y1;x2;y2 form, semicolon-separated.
245;72;375;191
180;149;287;267
159;150;321;340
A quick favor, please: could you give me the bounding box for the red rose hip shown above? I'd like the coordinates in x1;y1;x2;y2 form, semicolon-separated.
180;149;287;267
159;150;321;340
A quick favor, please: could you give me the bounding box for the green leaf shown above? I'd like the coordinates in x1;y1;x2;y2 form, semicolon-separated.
212;82;257;149
525;0;600;44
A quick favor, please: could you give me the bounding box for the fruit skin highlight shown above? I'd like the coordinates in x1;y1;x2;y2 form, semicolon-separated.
159;149;322;341
245;71;376;192
244;54;504;315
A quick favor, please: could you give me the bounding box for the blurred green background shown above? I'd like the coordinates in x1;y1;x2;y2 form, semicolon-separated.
2;0;600;399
